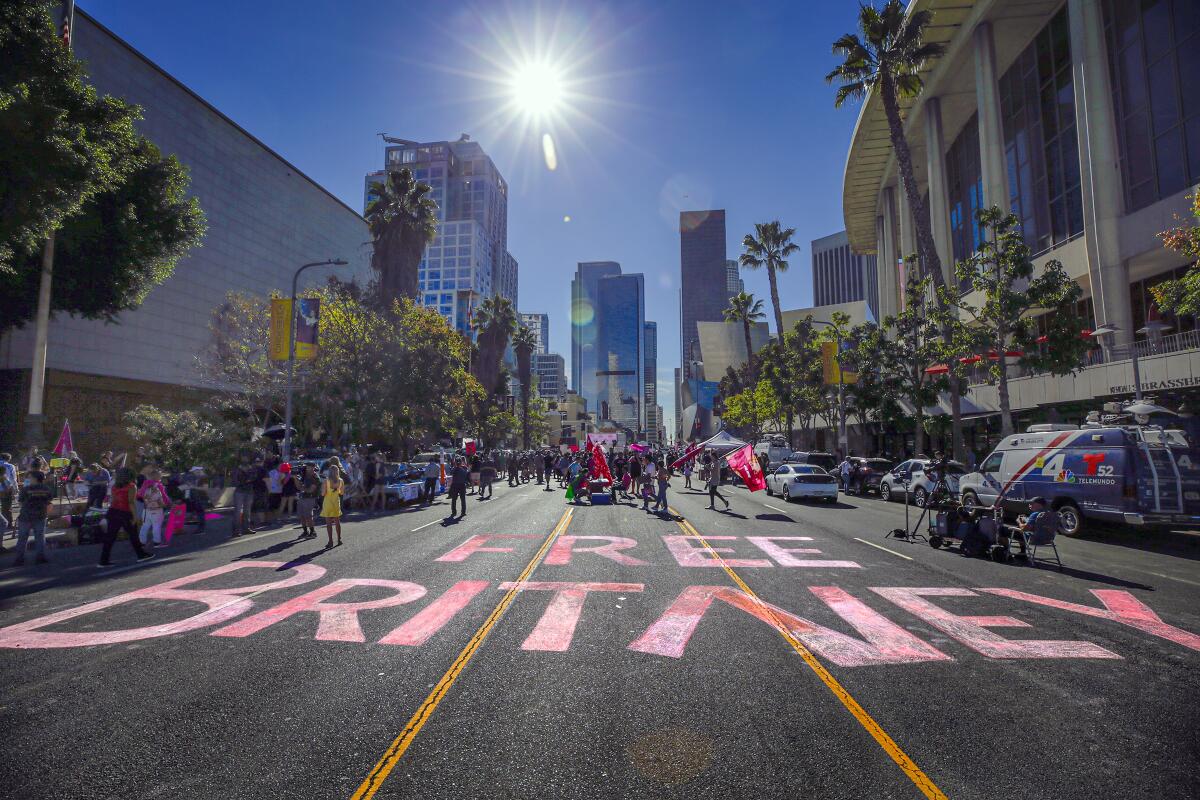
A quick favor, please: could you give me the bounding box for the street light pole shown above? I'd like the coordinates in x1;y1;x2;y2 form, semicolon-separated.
25;0;77;448
813;320;848;455
281;259;347;462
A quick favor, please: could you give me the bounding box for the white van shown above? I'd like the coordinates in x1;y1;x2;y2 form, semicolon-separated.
754;438;793;471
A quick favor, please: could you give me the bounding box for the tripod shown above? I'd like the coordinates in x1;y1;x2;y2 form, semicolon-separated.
886;471;955;543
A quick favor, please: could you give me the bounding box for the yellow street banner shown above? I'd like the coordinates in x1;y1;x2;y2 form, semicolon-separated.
269;298;291;361
821;341;858;385
270;297;321;361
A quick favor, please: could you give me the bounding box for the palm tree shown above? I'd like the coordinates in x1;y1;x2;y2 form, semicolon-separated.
513;325;538;448
723;291;766;381
365;168;438;305
739;221;799;337
826;3;947;295
471;294;516;398
827;3;963;458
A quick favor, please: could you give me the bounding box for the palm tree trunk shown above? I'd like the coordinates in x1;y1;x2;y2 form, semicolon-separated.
766;265;784;338
881;71;966;462
742;319;755;381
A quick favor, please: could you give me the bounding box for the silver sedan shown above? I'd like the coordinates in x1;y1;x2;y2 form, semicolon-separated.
765;464;839;503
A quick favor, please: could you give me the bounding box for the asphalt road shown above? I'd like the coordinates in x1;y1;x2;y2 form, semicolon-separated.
1;479;1197;800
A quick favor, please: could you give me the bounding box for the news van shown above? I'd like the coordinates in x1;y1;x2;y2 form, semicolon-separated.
958;424;1200;536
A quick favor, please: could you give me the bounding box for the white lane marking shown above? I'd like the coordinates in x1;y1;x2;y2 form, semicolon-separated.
410;520;441;532
763;504;791;515
853;537;913;561
1130;568;1200;588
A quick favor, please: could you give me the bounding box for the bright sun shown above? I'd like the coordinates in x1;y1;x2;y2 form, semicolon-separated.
509;61;564;116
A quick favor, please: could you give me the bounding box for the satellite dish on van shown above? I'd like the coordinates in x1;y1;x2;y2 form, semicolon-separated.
1125;402;1173;417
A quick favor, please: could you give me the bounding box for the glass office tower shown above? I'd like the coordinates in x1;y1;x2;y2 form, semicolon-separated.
592;273;645;435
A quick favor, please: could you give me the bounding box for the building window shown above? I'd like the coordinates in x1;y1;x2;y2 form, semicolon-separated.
999;7;1083;255
1105;0;1200;211
947;114;984;286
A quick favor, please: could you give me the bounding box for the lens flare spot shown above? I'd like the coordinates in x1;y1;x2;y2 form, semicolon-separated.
563;215;572;223
571;299;594;327
542;133;558;171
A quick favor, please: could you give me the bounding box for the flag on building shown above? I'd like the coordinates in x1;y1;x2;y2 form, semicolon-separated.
52;419;74;456
725;443;766;492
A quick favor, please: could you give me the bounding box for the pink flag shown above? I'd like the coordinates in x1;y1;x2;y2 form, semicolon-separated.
630;443;649;454
726;443;766;492
52;419;74;456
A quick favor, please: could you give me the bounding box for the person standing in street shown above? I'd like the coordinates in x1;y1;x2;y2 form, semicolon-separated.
267;460;285;523
297;464;320;539
0;452;17;549
543;452;555;491
479;457;496;500
231;455;257;538
11;470;53;566
83;462;110;510
422;457;441;504
99;468;152;568
640;457;656;511
706;459;730;510
653;460;670;513
279;462;298;522
448;457;470;518
507;453;519;487
320;466;344;547
137;468;169;548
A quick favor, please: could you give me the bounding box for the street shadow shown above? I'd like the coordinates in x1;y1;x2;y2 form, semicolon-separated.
275;547;333;571
236;536;306;560
946;546;1156;590
441;516;464;527
755;513;793;523
719;510;748;519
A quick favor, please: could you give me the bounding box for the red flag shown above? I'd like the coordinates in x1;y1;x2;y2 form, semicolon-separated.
463;438;476;456
52;419;74;456
588;442;613;483
670;442;703;469
726;443;766;492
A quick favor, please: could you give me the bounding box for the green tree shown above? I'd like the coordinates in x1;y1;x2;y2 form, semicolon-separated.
1150;193;1200;316
365;167;438;305
882;273;946;456
757;319;824;448
513;324;538;448
471;294;517;398
723;291;766;381
196;292;288;434
739;221;799;336
722;380;781;444
123;405;241;473
943;206;1086;437
0;1;205;328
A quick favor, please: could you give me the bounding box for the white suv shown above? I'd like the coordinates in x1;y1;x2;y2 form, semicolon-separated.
878;459;966;507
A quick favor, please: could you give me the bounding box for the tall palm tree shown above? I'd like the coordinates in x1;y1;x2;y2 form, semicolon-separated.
723;291;766;382
826;3;947;294
513;325;538;448
827;2;961;458
739;221;799;337
365;168;438;305
471;294;516;397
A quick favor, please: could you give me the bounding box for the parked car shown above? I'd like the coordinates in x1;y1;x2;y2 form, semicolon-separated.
842;457;895;495
786;451;839;473
957;424;1200;537
879;459;967;507
765;463;839;503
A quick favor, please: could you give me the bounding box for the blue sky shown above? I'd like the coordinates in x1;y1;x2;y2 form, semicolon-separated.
85;0;866;433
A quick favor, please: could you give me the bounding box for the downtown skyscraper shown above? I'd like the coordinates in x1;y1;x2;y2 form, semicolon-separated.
365;134;517;334
680;210;732;380
571;261;650;438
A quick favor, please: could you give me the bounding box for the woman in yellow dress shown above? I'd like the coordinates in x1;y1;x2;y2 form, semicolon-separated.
320;459;345;547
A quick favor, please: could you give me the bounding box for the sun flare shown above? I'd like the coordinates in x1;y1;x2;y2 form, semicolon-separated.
509;61;564;117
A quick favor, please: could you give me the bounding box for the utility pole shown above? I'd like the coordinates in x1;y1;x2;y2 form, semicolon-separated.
24;0;76;448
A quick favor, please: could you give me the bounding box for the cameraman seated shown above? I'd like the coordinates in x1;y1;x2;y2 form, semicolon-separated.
1001;496;1051;558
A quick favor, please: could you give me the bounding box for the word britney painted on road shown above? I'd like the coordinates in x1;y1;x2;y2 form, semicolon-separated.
1;562;1197;666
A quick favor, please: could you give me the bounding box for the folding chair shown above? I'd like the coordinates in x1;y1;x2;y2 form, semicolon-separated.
1022;510;1064;571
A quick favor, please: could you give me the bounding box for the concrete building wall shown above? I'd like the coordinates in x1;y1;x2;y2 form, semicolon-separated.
0;10;371;452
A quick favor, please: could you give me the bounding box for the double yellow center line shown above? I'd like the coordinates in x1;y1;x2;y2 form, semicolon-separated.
670;510;948;800
351;507;574;800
